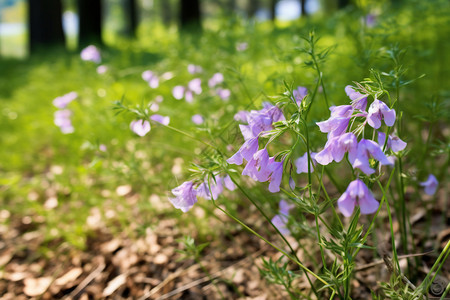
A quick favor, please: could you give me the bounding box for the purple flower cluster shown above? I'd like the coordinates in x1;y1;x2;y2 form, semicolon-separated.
80;45;101;63
53;91;78;109
142;70;160;89
315;85;407;216
315;85;405;176
169;175;236;212
227;103;286;193
188;64;203;74
208;73;231;101
173;78;202;102
53;92;78;134
54;109;74;134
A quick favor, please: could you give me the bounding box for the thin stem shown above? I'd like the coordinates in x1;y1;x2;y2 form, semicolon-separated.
354;167;396;258
215;176;323;296
209;195;332;289
377;180;401;272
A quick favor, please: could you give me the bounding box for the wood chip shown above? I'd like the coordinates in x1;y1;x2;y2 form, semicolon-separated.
54;268;83;286
102;274;127;297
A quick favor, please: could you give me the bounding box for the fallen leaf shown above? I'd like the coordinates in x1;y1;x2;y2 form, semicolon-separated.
23;277;52;296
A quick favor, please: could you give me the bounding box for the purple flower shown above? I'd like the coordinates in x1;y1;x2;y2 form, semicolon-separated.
295;152;317;174
150;114;170;125
271;200;294;235
53;91;78;109
196;177;224;200
271;215;290;235
315;132;358;165
188;64;203;74
234;111;250;122
338;179;379;217
54;109;74;134
188;78;202;95
420;174;438;195
172;86;186;100
150;103;159;112
99;144;107;152
142;70;159;88
242;148;271;181
365;14;377;28
216;88;231;100
352;139;393;175
96;65;108;74
236;42;248;51
316;116;351;139
130;119;151;136
377;132;407;153
329;105;354;118
345;85;368;111
227;137;259;165
223;175;237;191
80;45;101;63
191;114;204;125
208;73;224;88
293;86;308;105
169;181;198;212
367;99;396;129
268;159;284;193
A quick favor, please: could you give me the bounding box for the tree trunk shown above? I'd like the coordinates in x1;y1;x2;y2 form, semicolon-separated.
161;0;172;26
338;0;350;9
124;0;138;37
300;0;307;16
270;0;277;21
180;0;202;32
28;0;66;54
247;0;259;18
78;0;102;47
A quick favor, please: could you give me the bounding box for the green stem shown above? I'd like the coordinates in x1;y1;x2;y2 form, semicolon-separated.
377;180;401;272
225;174;321;296
354;167;396;259
209;195;332;289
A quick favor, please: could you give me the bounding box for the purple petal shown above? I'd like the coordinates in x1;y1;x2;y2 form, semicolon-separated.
420;174;438;195
150;114;170;125
268;160;283;193
223;175;237;191
130;119;151;136
169;181;198;212
337;191;355;217
172;86;185;100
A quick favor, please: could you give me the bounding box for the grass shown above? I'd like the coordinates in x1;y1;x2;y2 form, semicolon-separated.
0;0;449;297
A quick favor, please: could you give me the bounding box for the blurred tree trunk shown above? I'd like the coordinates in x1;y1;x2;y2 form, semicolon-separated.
161;0;172;26
180;0;202;32
226;0;235;12
28;0;66;54
338;0;350;9
78;0;102;47
124;0;138;37
270;0;277;21
300;0;307;16
247;0;259;18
